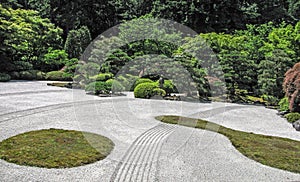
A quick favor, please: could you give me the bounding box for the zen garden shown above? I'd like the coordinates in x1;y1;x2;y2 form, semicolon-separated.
1;0;300;181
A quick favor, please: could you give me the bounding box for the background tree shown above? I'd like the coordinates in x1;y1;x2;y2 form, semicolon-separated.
258;49;294;98
0;4;63;73
49;0;117;38
64;26;92;59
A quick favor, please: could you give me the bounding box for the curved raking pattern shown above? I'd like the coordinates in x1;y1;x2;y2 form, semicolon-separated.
110;124;175;182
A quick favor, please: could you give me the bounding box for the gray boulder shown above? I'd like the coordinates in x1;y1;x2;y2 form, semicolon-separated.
292;120;300;131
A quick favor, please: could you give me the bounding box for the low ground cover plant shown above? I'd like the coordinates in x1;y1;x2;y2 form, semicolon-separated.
156;115;300;173
0;129;114;168
285;113;300;123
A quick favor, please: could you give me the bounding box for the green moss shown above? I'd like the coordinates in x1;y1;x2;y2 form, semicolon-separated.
0;129;114;168
156;115;300;173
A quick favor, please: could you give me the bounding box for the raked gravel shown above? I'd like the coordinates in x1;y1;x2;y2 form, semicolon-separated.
0;81;300;181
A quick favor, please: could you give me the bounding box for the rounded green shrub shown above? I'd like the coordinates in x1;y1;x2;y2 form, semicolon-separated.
278;97;289;111
153;88;166;97
36;71;46;80
157;79;177;94
116;74;139;91
106;79;124;93
116;76;130;90
9;72;20;79
285;113;300;123
134;82;159;99
85;81;112;95
132;78;153;91
0;73;11;82
262;94;279;106
90;73;113;82
46;71;72;81
19;70;37;80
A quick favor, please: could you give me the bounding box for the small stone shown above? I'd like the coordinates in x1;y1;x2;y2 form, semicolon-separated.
292;120;300;131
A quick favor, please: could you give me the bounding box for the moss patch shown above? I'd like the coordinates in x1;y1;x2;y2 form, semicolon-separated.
156;115;300;173
0;129;114;168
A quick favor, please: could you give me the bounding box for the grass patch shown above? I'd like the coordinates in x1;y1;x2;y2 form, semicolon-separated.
0;129;114;168
156;115;300;173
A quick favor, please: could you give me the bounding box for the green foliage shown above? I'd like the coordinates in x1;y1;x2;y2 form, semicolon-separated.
88;36;124;66
246;95;265;104
64;26;92;59
132;78;154;91
152;88;166;97
85;81;112;95
157;79;177;94
134;82;159;99
19;70;44;80
119;15;182;57
100;49;132;75
105;79;125;93
0;73;11;82
0;4;63;72
36;71;46;80
19;71;35;80
278;97;290;111
45;71;72;81
261;94;279;106
42;49;68;71
49;0;116;38
90;73;114;82
116;74;139;91
285;113;300;123
77;63;100;78
64;58;79;75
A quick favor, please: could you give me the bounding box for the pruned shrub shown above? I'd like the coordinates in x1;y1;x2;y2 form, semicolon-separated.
106;79;124;93
78;62;100;78
90;73;114;82
278;97;289;111
43;49;69;71
36;71;45;80
285;113;300;123
261;94;279;106
85;81;112;95
116;74;139;91
158;79;177;95
0;73;11;82
46;71;72;81
132;78;153;91
153;88;166;97
9;72;20;79
73;74;86;83
19;70;37;80
116;76;130;90
134;82;159;99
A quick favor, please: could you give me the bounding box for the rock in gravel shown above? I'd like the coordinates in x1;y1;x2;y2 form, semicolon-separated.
292;120;300;131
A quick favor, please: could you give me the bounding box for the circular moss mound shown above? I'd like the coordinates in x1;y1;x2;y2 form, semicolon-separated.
0;129;114;168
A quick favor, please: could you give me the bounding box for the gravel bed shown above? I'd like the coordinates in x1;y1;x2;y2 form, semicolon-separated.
0;81;300;181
